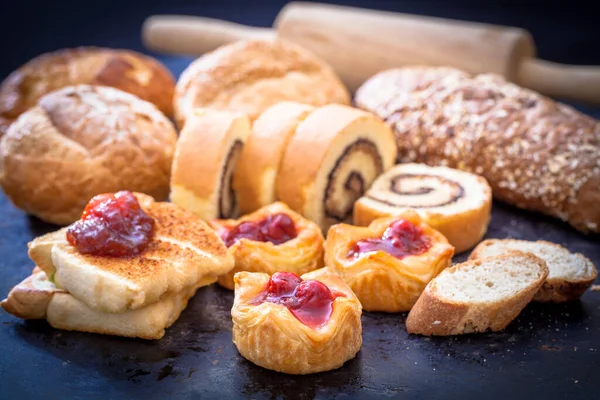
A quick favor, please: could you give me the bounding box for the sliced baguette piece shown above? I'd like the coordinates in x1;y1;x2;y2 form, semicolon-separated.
406;251;548;336
27;192;234;314
469;239;598;302
1;268;200;339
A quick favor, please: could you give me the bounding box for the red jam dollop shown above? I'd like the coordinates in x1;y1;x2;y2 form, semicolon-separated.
347;219;431;260
66;191;155;257
220;213;297;247
251;272;344;328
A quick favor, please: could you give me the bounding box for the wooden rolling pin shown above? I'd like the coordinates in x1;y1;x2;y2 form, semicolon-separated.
142;1;600;105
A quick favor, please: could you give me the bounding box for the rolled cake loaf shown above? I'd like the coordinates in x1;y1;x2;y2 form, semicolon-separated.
277;104;397;232
355;67;600;234
233;101;315;215
170;109;250;220
354;163;492;253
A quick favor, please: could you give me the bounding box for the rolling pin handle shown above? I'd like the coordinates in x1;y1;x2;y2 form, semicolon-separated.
141;15;275;56
518;59;600;106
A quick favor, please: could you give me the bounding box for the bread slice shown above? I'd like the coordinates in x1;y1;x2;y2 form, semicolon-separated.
469;239;598;302
406;251;548;336
1;268;197;339
28;193;234;313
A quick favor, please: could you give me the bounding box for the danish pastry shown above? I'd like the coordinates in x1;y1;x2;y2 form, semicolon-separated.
277;104;397;232
325;210;454;312
232;267;362;374
233;101;315;215
0;47;175;135
170;109;251;221
354;163;492;253
173;39;350;128
209;202;324;290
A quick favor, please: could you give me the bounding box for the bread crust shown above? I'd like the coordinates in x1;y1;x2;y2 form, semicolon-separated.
469;239;598;302
233;101;315;215
231;267;362;374
173;39;350;128
0;46;175;135
355;67;600;234
0;85;177;225
209;202;324;290
406;251;548;336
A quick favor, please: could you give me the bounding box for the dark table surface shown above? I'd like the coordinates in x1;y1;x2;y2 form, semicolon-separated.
1;1;599;399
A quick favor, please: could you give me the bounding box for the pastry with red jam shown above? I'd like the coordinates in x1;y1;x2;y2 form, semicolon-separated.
209;202;325;290
325;210;454;312
232;267;362;375
26;191;234;314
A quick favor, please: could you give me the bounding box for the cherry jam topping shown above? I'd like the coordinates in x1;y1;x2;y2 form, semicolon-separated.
251;272;344;328
347;219;431;260
66;191;155;257
220;213;297;247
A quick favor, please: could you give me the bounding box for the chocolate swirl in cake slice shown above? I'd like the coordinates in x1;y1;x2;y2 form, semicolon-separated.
277;104;396;232
354;163;492;253
170;109;250;221
219;139;244;218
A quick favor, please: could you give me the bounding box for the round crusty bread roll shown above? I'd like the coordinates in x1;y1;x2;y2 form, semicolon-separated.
0;85;178;225
276;104;397;232
0;47;175;136
233;101;315;215
173;39;350;128
170;108;251;221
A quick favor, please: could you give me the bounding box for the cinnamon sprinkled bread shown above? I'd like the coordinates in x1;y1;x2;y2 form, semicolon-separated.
355;67;600;234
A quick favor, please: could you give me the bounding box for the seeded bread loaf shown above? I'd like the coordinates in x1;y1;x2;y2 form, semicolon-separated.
355;67;600;234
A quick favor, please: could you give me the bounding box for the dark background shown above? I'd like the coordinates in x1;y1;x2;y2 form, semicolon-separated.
0;1;599;399
1;0;600;98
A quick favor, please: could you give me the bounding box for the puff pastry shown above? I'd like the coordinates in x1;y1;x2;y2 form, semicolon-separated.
209;202;324;290
232;267;362;374
170;108;250;221
325;210;454;312
354;163;492;253
233;101;315;215
276;104;397;232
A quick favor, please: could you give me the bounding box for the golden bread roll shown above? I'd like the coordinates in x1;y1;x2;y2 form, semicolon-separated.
325;210;454;312
170;109;251;220
276;104;397;232
233;101;315;214
173;39;350;128
0;47;175;135
0;85;177;225
209;202;324;290
354;163;492;253
355;66;600;234
232;267;362;374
